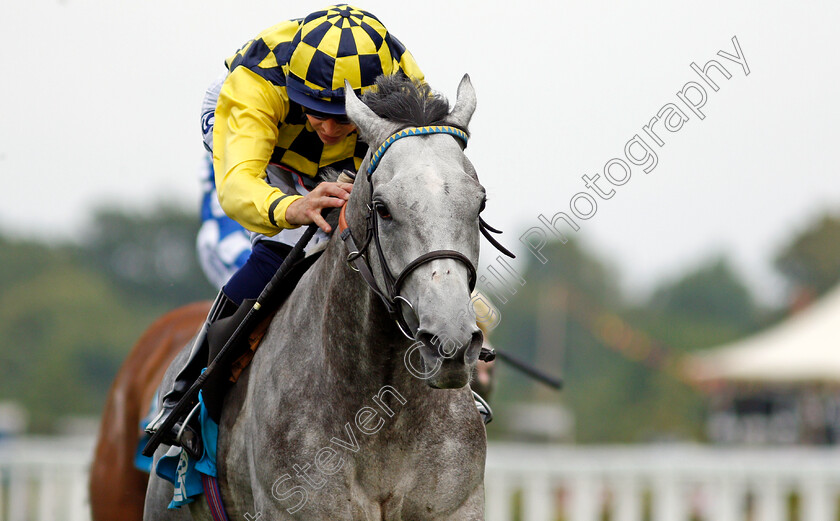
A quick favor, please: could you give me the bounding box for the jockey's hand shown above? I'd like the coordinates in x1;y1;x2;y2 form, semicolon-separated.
285;181;353;233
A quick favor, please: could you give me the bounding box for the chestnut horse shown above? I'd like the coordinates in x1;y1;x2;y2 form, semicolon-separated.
89;301;210;521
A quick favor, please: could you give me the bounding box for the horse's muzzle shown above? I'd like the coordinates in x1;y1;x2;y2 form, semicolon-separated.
415;329;483;389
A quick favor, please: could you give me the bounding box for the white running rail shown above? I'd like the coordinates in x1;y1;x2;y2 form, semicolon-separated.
4;438;840;521
485;443;840;521
0;437;93;521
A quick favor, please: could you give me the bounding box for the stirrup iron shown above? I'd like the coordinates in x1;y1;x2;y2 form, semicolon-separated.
176;402;204;459
472;391;493;425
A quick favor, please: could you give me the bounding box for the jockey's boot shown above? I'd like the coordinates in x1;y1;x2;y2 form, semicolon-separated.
472;391;493;425
144;290;238;458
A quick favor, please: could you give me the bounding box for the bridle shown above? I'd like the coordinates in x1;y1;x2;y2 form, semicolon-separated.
338;125;514;339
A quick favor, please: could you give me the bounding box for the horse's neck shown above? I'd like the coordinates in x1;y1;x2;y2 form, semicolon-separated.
304;233;416;393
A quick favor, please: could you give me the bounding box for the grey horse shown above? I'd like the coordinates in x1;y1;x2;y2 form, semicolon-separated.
144;74;487;520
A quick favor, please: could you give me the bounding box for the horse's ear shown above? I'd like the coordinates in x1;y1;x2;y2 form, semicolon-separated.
447;74;477;130
344;80;387;145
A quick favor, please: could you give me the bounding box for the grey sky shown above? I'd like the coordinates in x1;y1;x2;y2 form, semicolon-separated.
1;0;838;304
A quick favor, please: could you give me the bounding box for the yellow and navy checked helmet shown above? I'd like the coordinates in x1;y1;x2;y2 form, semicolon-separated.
286;5;405;114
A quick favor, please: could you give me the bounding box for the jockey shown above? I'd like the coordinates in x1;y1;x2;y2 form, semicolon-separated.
145;4;424;457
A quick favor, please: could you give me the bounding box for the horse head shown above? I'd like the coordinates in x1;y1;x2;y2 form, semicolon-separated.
343;75;484;389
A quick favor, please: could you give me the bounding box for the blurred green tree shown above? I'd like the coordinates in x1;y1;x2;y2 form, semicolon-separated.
0;205;212;432
775;213;840;297
487;241;763;443
0;263;162;431
488;239;707;443
648;256;758;339
80;204;215;306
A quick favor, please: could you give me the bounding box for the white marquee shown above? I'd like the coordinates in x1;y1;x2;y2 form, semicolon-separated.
686;286;840;383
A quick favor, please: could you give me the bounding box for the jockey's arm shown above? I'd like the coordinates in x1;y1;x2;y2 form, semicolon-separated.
213;66;302;235
214;66;354;234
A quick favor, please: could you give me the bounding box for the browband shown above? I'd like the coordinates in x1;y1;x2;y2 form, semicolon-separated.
367;126;468;175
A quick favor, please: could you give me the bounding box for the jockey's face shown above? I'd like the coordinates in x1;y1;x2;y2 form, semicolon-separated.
306;114;357;146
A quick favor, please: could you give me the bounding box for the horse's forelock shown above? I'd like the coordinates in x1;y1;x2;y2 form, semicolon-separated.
362;75;453;129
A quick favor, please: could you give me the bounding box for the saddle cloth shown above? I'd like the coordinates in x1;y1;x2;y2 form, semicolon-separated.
133;239;326;507
136;388;219;509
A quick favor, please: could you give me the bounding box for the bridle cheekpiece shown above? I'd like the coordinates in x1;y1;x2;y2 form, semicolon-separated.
340;125;511;340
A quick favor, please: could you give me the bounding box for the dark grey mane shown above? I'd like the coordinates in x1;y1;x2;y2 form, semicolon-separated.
362;74;456;129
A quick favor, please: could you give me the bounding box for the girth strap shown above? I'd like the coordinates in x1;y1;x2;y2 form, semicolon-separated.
202;474;231;521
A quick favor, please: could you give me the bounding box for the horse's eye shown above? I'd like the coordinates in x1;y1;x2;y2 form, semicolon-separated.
375;203;392;220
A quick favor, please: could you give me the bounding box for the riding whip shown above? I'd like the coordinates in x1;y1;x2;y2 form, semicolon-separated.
142;221;323;457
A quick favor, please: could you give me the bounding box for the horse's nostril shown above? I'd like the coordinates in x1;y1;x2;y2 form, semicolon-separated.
417;332;434;348
469;330;484;357
416;332;457;357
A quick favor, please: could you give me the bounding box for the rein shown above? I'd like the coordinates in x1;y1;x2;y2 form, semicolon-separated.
339;125;513;339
